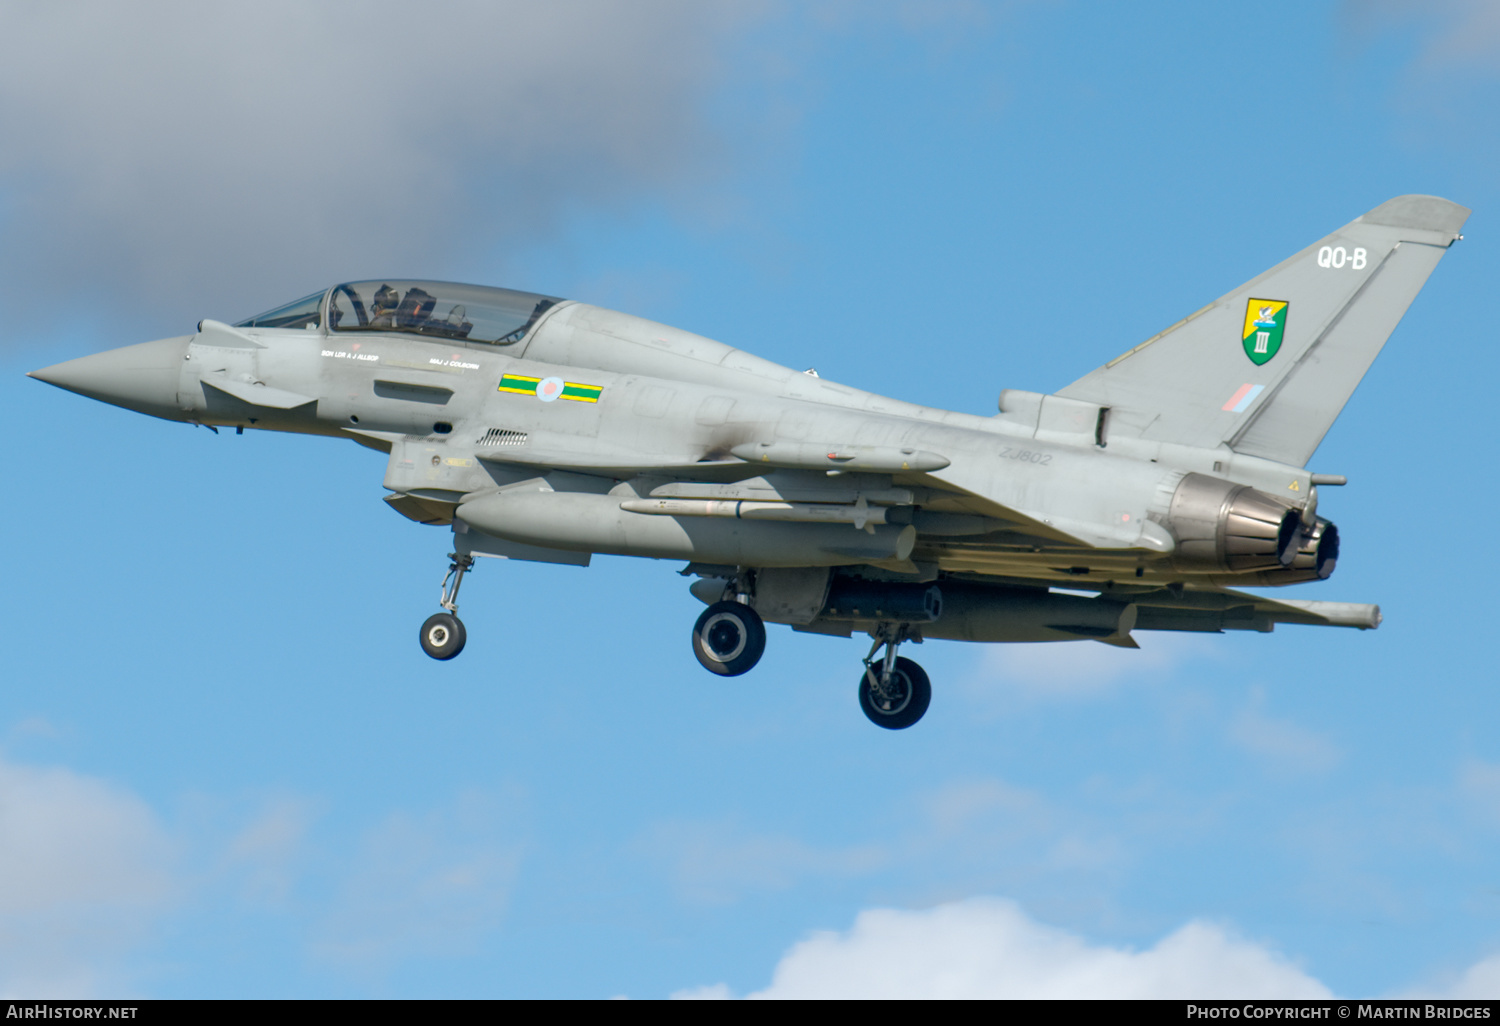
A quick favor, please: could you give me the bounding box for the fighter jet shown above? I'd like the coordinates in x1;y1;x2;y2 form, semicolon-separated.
29;195;1467;729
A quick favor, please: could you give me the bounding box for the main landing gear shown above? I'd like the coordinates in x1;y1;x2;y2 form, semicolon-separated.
858;624;930;730
420;553;473;660
687;576;931;729
692;599;766;676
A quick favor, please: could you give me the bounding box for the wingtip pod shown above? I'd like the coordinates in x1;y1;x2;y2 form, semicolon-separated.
1360;195;1470;239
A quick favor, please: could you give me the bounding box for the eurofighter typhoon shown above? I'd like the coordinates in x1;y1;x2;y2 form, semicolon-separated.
29;196;1467;728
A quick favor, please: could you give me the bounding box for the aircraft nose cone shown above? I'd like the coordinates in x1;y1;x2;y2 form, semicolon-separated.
29;335;191;419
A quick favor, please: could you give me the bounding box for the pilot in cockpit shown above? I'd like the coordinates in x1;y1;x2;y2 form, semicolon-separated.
369;284;400;329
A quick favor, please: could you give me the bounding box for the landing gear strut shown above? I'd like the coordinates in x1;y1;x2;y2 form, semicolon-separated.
859;624;930;730
420;553;473;660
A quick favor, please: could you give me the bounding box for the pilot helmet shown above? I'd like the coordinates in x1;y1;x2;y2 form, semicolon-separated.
371;284;399;315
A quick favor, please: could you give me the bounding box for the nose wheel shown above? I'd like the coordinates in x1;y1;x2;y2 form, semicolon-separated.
420;553;474;661
859;627;930;729
420;612;466;660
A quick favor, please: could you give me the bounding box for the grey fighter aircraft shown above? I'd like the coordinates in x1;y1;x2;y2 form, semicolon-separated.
29;195;1468;729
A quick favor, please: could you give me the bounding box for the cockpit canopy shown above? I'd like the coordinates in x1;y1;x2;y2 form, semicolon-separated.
328;281;561;344
236;280;563;345
237;290;324;330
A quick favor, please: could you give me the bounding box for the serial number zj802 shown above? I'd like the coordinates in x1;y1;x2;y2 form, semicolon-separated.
998;447;1052;465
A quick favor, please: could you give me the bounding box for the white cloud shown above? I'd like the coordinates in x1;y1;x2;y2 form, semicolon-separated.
0;1;768;341
1433;1;1500;64
1340;0;1500;148
679;897;1333;999
0;748;528;989
0;755;176;996
0;2;1018;344
1396;938;1500;998
1228;687;1341;775
1419;952;1500;999
1345;0;1500;67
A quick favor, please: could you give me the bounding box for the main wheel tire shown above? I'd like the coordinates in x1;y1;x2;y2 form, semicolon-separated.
858;656;931;730
692;600;766;676
420;612;467;660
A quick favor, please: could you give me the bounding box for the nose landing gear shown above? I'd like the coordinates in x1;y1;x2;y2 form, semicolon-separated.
420;612;466;660
420;553;474;660
859;625;930;730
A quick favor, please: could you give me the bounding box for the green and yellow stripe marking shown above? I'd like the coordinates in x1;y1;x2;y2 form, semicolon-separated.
498;374;604;403
498;373;542;396
557;382;603;402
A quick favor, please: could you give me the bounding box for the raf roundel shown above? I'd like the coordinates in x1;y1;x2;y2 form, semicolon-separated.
536;376;565;402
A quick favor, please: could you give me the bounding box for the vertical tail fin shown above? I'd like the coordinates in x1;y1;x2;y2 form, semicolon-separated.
1058;195;1469;466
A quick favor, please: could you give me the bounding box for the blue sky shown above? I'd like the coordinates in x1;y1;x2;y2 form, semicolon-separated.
2;0;1499;998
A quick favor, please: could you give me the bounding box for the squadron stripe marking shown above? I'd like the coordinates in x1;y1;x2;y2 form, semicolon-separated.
497;374;541;395
498;374;603;403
